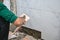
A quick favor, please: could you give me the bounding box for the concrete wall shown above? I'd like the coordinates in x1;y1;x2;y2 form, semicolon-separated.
4;0;60;40
16;0;60;40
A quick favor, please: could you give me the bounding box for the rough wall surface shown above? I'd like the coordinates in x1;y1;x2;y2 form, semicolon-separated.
4;0;60;40
16;0;60;40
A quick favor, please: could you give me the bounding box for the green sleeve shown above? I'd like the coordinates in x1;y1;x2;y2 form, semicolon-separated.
0;2;18;23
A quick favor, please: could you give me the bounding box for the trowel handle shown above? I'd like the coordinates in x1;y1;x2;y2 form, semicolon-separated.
13;26;21;34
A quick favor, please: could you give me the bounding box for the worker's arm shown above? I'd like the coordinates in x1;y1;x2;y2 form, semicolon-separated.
0;2;25;26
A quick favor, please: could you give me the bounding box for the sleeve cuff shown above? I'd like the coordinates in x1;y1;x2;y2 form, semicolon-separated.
10;15;18;23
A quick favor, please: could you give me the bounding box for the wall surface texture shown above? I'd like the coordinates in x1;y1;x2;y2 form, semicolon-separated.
4;0;60;40
16;0;60;40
